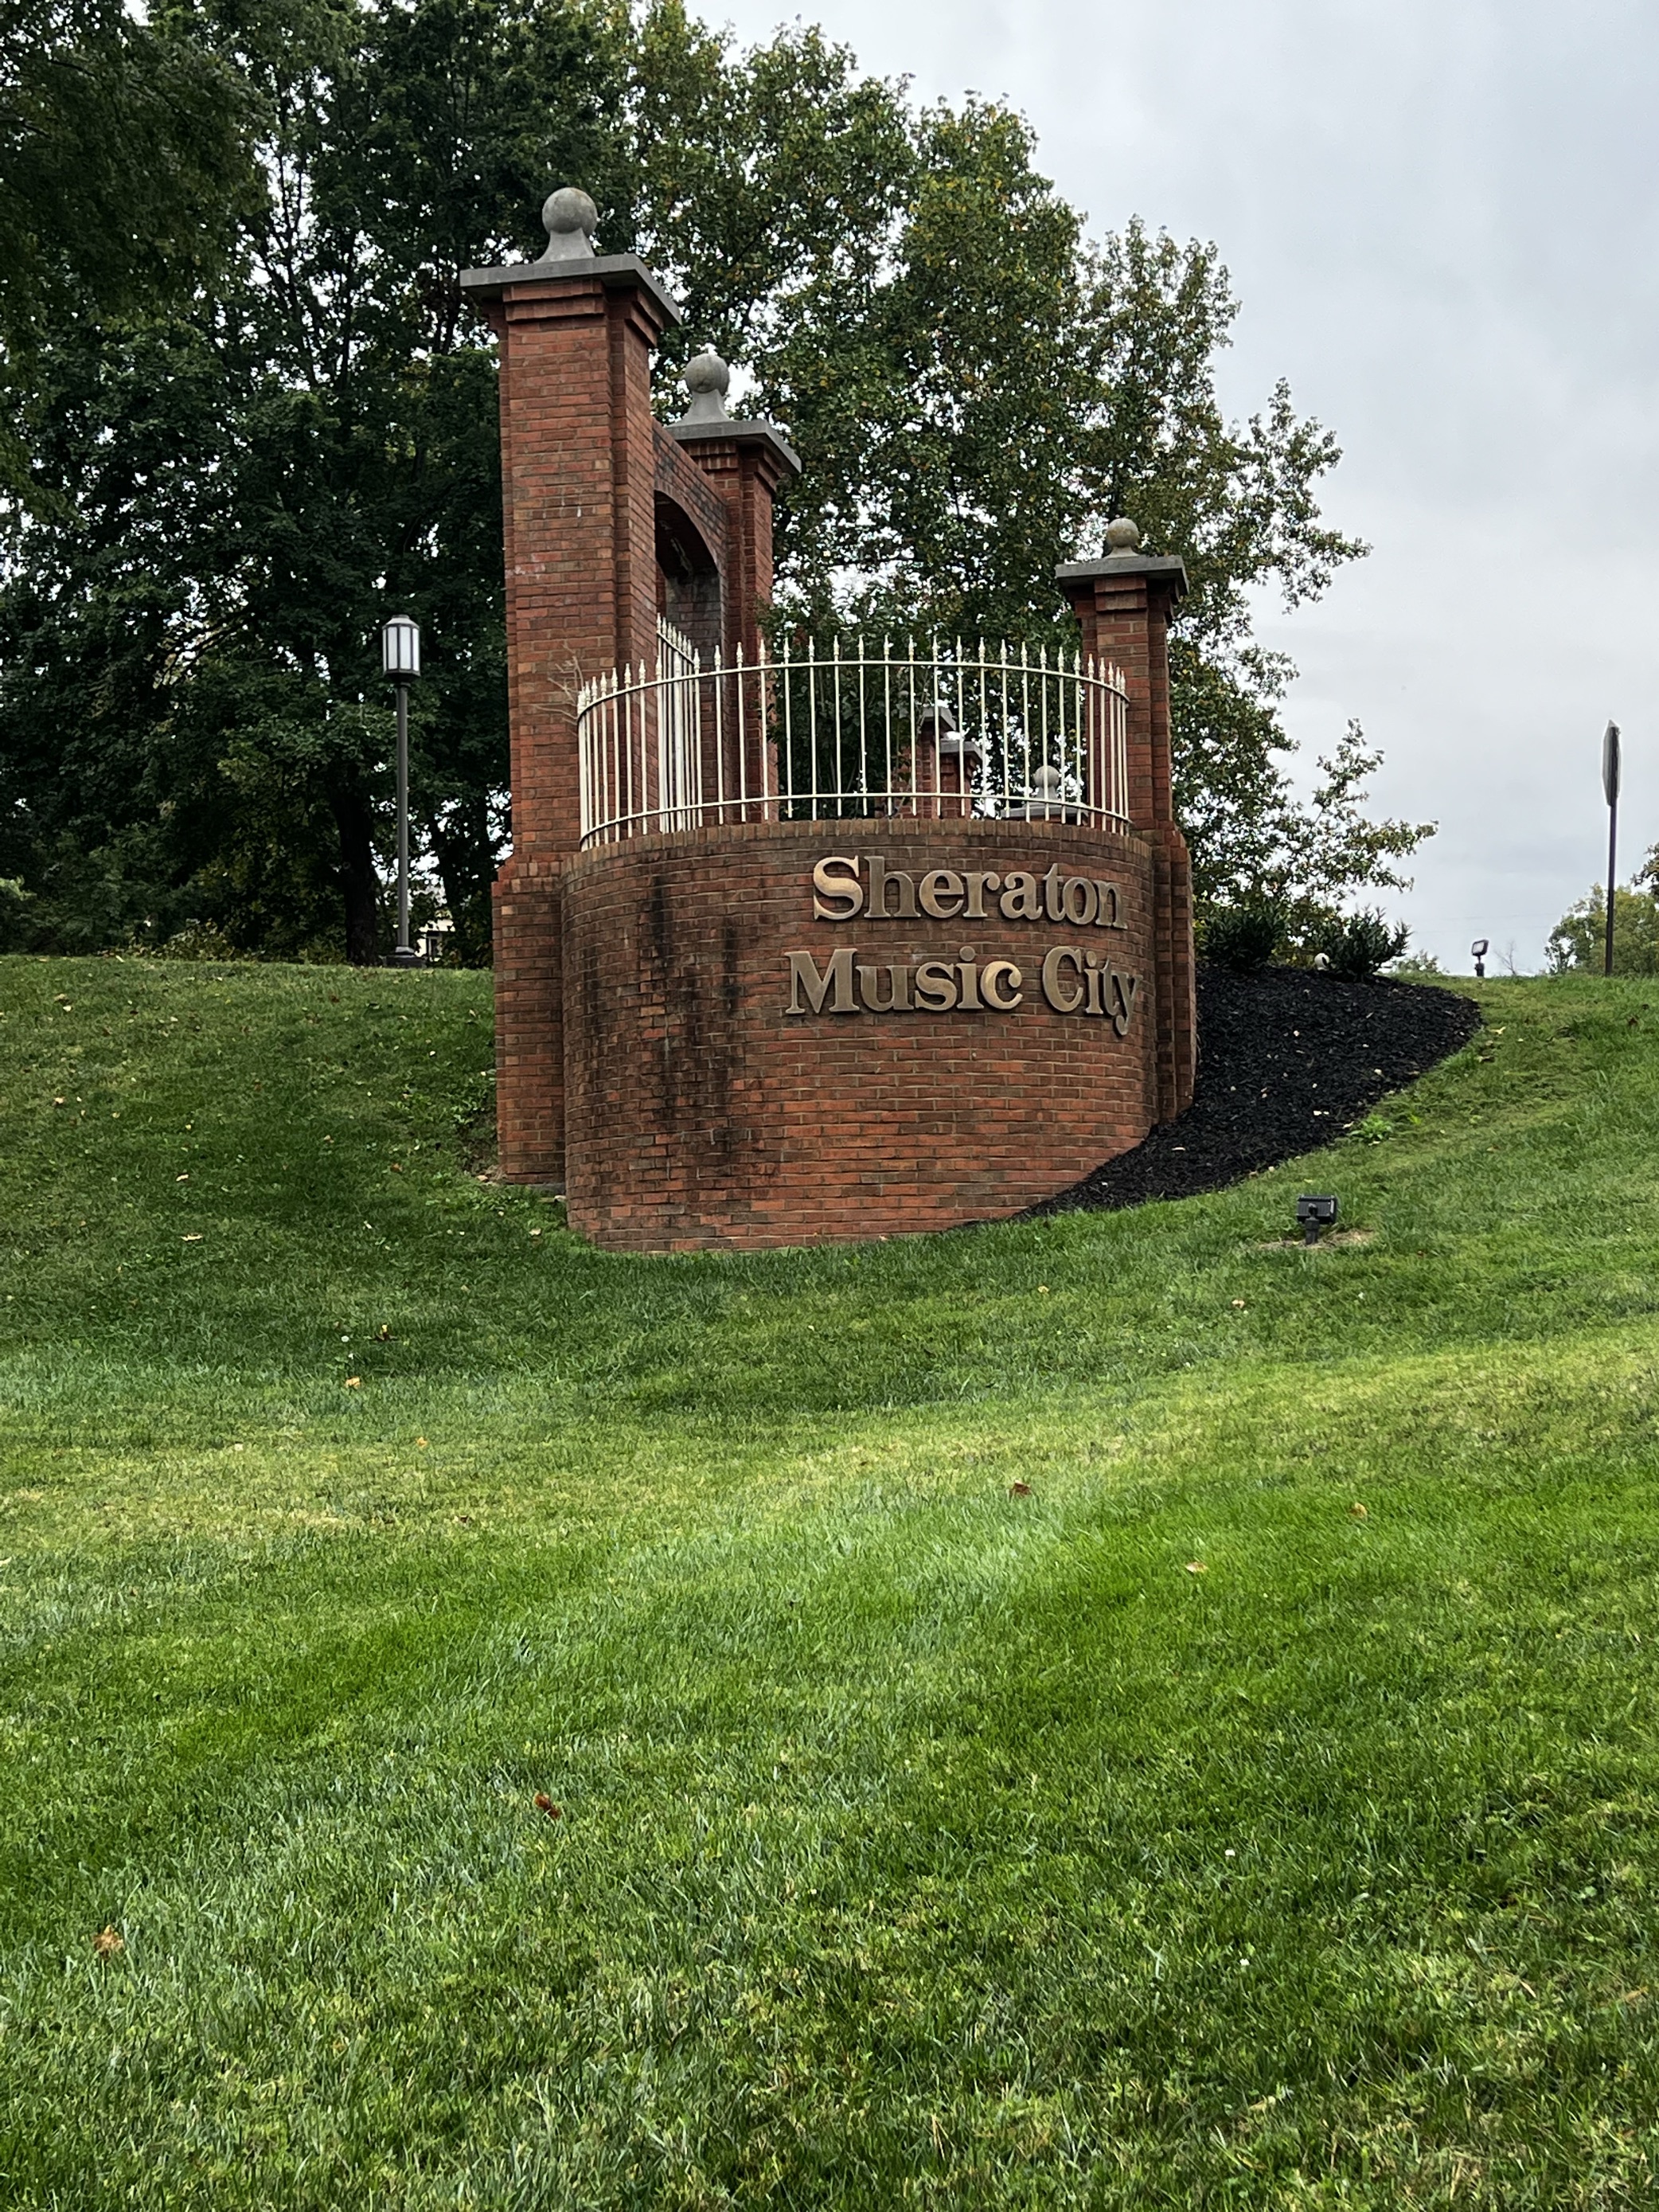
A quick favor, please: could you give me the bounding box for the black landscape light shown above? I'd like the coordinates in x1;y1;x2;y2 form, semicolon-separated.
1297;1194;1339;1246
381;615;422;967
1471;936;1489;979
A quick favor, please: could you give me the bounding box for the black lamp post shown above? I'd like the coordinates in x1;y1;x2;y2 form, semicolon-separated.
1470;937;1488;980
381;615;421;967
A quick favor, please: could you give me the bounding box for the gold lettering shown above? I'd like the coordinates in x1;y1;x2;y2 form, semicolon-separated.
812;854;863;920
919;867;965;919
1093;881;1122;928
1042;865;1066;922
857;963;911;1012
1062;876;1096;927
913;959;958;1011
1000;870;1040;920
1040;944;1085;1013
1111;970;1141;1036
863;853;918;919
1083;952;1108;1016
956;947;982;1009
963;870;1001;918
981;957;1023;1010
787;946;857;1014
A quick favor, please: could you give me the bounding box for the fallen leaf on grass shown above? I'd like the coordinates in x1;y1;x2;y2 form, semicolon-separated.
1009;1481;1032;1497
1231;1298;1247;1309
1185;1561;1208;1575
533;1795;563;1819
92;1926;124;1960
1036;1284;1050;1295
182;1234;203;1244
1349;1502;1368;1519
52;1096;64;1107
175;1174;189;1183
343;1376;361;1389
416;1437;428;1449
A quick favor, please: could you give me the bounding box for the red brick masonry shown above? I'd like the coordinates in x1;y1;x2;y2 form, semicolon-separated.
561;819;1160;1250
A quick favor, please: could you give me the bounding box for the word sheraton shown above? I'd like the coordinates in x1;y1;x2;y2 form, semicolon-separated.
811;853;1124;928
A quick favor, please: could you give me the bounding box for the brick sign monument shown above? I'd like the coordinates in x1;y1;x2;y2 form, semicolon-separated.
463;189;1196;1252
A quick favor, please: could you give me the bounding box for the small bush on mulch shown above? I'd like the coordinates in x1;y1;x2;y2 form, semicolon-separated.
1320;909;1411;980
1027;963;1479;1217
1201;897;1286;973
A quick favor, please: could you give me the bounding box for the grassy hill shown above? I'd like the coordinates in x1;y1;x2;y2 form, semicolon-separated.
2;955;1658;2207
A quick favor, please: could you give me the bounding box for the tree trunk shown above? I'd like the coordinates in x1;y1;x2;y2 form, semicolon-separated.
432;791;497;964
329;780;382;964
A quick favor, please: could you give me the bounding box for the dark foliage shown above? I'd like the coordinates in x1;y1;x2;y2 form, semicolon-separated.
1200;895;1284;973
1321;908;1410;980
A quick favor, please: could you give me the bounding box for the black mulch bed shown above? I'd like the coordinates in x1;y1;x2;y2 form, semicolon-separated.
1025;963;1481;1218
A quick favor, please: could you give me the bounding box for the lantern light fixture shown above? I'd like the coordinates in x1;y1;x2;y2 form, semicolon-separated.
381;614;420;681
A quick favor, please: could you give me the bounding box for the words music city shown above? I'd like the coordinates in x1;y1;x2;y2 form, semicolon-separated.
786;853;1142;1030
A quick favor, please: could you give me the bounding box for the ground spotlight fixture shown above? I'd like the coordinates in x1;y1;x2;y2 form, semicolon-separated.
1297;1194;1339;1246
1471;936;1489;979
380;615;422;967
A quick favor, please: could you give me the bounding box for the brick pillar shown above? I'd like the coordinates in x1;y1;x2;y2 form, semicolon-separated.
1057;527;1197;1119
666;418;798;664
463;197;683;1182
666;358;801;813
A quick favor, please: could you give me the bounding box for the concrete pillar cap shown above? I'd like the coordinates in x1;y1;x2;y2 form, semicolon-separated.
540;186;599;261
680;350;732;424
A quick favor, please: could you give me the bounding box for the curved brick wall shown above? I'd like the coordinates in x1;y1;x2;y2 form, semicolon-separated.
560;819;1162;1251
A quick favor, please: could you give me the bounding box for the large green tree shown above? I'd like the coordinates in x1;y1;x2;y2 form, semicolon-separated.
0;0;252;486
0;0;1427;962
1548;876;1659;978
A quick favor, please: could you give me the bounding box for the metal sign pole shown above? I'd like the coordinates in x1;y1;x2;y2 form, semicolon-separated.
1603;720;1622;979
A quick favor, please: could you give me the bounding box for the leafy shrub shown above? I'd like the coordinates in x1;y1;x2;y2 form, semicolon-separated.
1321;909;1409;979
1202;897;1286;973
0;877;36;952
1387;950;1445;979
150;920;241;962
1547;885;1659;975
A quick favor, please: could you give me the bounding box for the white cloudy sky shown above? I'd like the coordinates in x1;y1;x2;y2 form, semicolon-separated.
709;0;1659;971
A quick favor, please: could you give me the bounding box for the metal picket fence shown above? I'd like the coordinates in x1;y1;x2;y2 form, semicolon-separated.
576;633;1130;848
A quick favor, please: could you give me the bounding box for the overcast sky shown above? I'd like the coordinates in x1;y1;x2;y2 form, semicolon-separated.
710;0;1659;970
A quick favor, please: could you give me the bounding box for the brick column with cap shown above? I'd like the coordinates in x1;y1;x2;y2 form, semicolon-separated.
1057;521;1197;1117
665;350;800;669
462;188;683;1183
658;348;800;811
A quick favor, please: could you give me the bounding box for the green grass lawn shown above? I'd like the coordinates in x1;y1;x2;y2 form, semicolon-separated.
3;955;1658;2207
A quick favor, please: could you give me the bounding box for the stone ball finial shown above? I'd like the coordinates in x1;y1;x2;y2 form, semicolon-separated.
539;186;599;262
679;348;732;424
1104;516;1143;556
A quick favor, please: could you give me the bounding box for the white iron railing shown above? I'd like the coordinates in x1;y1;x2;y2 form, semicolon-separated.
576;635;1131;848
